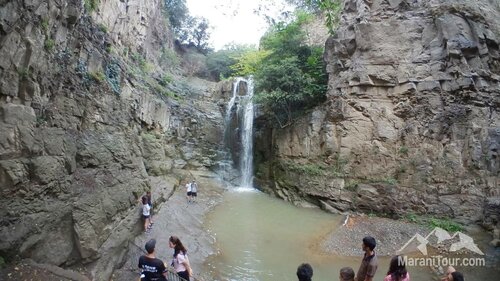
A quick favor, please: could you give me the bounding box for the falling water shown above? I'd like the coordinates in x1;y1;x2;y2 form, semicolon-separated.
240;78;254;188
225;77;243;123
223;77;254;188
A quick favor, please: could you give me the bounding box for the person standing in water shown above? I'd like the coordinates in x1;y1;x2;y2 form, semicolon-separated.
190;180;198;203
169;236;193;280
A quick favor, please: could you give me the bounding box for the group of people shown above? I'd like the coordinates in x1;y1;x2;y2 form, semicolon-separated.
296;236;466;281
185;179;198;203
139;178;200;233
138;236;193;281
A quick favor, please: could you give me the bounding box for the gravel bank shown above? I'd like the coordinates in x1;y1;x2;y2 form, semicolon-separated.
321;215;430;257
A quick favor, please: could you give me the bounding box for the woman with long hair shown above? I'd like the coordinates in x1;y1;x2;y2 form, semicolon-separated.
384;255;410;281
169;236;193;280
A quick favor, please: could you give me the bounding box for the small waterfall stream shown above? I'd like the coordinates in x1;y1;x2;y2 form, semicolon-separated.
224;77;254;188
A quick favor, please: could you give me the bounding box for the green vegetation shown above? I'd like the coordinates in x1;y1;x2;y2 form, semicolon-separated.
428;217;463;232
164;0;212;53
142;62;154;73
404;213;463;232
44;39;55;51
84;0;99;12
164;0;189;30
105;61;121;94
177;16;212;53
142;132;158;141
129;52;153;73
344;179;359;191
284;160;326;176
405;212;419;223
330;155;347;177
231;49;271;77
41;18;49;33
89;71;105;82
230;10;328;127
384;177;398;185
399;146;409;155
205;44;257;81
159;47;180;70
98;23;108;33
303;0;342;34
0;256;4;268
18;68;30;79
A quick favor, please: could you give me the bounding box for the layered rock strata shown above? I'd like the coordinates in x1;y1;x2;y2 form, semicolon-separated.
0;1;223;279
254;0;499;229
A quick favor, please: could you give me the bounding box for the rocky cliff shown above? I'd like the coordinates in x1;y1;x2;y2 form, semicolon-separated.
0;0;225;279
254;0;499;230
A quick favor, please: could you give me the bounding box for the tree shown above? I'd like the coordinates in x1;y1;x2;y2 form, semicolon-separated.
231;49;271;77
206;44;257;81
177;16;212;54
164;0;188;30
247;10;327;127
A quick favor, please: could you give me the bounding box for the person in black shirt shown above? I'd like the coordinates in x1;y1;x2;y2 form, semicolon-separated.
138;239;167;281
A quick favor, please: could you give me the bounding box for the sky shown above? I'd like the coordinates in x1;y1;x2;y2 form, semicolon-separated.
186;0;292;50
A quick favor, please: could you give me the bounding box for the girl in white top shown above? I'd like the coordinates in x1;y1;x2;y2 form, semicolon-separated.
141;196;151;233
169;235;193;280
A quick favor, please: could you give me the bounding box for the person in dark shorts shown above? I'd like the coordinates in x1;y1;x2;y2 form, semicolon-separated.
355;236;378;281
190;180;198;203
141;196;151;233
186;181;192;203
340;267;355;281
296;263;313;281
138;239;167;281
146;191;154;225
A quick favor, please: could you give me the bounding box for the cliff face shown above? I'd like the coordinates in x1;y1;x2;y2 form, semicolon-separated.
255;0;499;228
0;0;224;279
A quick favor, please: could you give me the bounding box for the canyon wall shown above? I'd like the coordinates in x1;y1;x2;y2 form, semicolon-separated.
0;0;224;279
255;0;499;230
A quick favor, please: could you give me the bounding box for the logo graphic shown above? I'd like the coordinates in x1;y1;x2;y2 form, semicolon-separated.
397;227;484;256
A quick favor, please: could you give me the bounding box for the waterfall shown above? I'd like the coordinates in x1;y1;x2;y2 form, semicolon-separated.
240;78;254;188
224;77;254;188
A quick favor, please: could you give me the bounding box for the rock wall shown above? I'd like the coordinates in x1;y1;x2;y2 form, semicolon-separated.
254;0;499;228
0;1;223;279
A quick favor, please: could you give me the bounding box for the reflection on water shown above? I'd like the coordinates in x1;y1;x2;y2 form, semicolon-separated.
202;189;438;281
